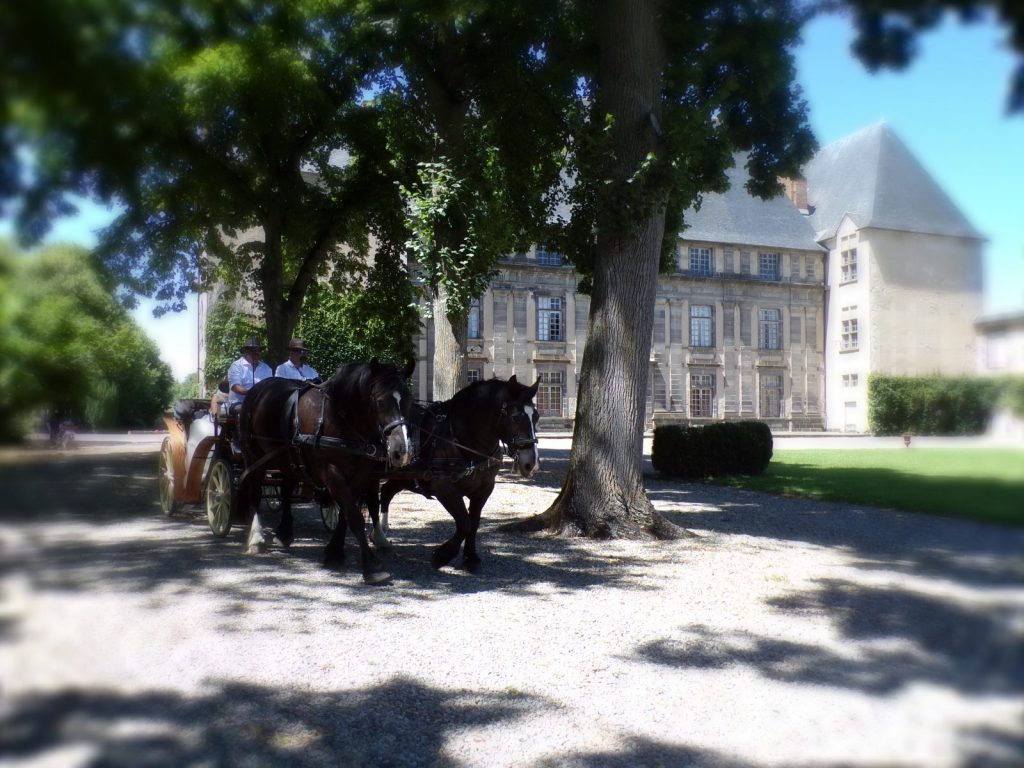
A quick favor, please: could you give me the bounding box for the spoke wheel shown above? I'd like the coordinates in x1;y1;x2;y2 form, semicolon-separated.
320;500;340;532
158;438;180;516
205;458;235;537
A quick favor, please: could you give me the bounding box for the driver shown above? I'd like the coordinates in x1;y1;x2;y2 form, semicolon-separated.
227;336;273;415
274;338;321;384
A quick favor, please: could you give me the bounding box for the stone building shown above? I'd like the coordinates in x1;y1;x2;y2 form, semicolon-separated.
413;122;985;432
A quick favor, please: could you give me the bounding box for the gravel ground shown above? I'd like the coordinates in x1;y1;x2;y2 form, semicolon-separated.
1;439;1022;768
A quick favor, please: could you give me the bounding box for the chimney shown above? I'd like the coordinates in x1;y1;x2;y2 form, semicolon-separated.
780;176;808;212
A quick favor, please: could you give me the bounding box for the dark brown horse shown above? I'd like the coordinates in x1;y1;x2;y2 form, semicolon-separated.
238;360;414;584
373;375;540;572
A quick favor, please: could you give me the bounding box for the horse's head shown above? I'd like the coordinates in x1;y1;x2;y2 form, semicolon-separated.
364;358;416;467
500;374;541;478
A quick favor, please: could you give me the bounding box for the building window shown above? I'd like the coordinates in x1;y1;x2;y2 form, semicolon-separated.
842;373;859;387
689;246;713;275
537;369;564;417
689;305;714;348
841;318;859;351
690;373;716;417
758;252;780;281
467;365;483;383
759;308;782;350
841;248;858;283
536;246;563;266
467;296;482;339
537;296;563;341
760;373;784;417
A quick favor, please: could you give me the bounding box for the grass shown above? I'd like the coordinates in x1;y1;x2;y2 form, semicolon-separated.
709;448;1024;526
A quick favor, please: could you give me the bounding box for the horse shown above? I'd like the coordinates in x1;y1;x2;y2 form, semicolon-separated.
238;359;415;585
372;375;541;573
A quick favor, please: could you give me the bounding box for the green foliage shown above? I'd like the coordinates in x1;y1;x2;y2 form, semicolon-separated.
204;250;420;386
0;242;173;439
173;372;201;402
652;421;774;479
998;376;1024;419
399;159;501;318
202;298;262;392
867;374;1006;436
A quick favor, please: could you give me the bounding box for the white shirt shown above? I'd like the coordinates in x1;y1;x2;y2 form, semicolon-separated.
275;359;320;382
227;356;273;407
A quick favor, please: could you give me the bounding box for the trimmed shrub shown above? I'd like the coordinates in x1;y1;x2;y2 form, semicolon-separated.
652;421;773;479
867;374;1006;436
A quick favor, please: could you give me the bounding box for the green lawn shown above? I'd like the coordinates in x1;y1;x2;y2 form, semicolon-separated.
709;448;1024;526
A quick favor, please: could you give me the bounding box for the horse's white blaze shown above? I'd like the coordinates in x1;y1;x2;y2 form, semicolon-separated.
392;390;410;454
519;405;540;473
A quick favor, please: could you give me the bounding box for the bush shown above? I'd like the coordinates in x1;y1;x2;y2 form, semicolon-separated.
867;375;1006;436
652;421;773;479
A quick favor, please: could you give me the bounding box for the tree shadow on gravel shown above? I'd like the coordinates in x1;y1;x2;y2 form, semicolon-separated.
0;676;544;768
0;451;671;637
548;736;866;768
646;479;1024;590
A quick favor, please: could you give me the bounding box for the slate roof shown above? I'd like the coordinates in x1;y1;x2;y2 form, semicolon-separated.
680;155;823;252
804;122;984;242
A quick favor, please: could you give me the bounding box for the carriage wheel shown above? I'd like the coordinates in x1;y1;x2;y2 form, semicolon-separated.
158;438;180;516
320;500;340;532
205;458;235;537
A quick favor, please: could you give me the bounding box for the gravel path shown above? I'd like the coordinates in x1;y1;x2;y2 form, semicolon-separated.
1;441;1021;768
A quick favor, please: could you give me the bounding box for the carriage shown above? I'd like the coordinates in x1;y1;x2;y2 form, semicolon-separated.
157;398;339;537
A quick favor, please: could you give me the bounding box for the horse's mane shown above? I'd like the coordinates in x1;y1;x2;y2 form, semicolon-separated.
324;361;404;404
449;376;533;409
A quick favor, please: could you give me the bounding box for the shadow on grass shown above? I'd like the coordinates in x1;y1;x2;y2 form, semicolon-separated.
1;677;543;768
714;461;1024;526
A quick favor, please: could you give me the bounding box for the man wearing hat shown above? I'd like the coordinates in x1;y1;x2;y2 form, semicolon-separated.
275;338;321;384
227;336;274;414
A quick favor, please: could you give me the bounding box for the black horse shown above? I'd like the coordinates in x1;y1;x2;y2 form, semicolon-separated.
238;360;414;584
372;375;541;572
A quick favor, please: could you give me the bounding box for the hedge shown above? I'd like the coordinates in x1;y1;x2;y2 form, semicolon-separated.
867;374;1011;436
652;421;773;479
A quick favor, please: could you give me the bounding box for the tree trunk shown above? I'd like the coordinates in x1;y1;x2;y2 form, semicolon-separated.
431;286;467;401
501;0;690;540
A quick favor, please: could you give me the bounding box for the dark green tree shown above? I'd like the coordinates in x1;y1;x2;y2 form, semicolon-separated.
1;0;398;362
0;243;173;439
366;1;574;398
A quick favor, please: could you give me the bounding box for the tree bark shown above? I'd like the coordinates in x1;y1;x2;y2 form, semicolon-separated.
431;286;468;401
501;0;690;540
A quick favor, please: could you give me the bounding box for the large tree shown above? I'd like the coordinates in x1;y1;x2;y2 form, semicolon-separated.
367;1;574;399
503;0;1024;539
505;0;816;538
1;0;398;361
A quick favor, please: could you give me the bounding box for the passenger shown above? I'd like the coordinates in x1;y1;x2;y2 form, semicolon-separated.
227;337;273;415
275;338;321;384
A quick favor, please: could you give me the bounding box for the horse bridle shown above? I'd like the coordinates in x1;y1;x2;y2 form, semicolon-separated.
499;401;539;457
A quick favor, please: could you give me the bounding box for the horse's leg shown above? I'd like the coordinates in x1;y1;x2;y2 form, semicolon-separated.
373;479;409;550
273;475;294;548
245;470;267;555
324;466;389;585
430;483;470;570
365;482;388;551
461;478;495;573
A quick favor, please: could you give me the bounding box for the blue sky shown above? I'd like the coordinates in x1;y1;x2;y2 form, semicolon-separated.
4;11;1022;381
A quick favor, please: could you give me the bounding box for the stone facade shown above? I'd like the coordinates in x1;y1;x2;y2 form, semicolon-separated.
413;123;985;433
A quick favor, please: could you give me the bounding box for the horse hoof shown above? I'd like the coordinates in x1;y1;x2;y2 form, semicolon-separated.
363;570;392;586
273;536;293;549
323;552;345;568
460;558;481;574
246;541;267;555
431;550;454;570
